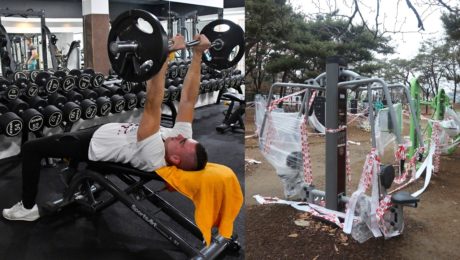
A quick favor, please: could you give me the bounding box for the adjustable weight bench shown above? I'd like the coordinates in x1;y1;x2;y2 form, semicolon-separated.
44;161;240;260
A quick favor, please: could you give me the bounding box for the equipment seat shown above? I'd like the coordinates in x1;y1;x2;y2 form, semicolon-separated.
222;92;245;103
391;191;419;207
86;161;165;182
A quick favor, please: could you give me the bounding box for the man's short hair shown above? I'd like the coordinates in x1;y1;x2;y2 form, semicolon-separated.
194;142;208;170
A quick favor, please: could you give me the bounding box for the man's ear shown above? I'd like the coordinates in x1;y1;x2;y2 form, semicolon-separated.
168;154;181;166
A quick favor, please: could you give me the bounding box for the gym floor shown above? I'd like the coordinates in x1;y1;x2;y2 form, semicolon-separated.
0;103;245;260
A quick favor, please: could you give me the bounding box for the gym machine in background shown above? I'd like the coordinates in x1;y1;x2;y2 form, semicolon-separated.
0;8;49;76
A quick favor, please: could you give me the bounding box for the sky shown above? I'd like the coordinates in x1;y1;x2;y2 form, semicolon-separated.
289;0;449;60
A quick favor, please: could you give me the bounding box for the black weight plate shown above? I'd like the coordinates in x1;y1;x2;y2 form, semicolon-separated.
15;77;28;87
200;19;244;70
0;112;23;137
78;75;91;90
111;95;125;113
93;73;105;87
96;97;112;116
62;76;75;92
45;77;59;94
63;102;82;122
13;71;27;82
124;93;137;110
82;68;95;75
43;105;63;128
80;99;97;120
35;71;50;85
9;98;28;112
68;69;81;77
136;91;146;108
5;85;19;100
54;70;67;79
22;108;44;132
108;9;169;82
29;70;40;82
120;80;132;93
25;83;39;97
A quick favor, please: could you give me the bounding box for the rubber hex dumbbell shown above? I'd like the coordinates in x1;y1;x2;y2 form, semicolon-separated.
68;69;92;90
77;89;112;117
64;91;98;120
178;60;188;78
200;80;209;94
34;71;60;94
81;68;105;87
173;77;183;87
174;84;183;101
168;61;179;79
47;94;82;123
0;79;20;101
22;96;63;128
0;102;23;137
54;70;76;92
128;82;146;108
15;78;39;98
112;80;133;94
6;99;45;132
206;79;215;93
92;87;125;114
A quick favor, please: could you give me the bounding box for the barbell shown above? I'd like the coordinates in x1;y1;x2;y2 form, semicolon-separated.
108;9;244;82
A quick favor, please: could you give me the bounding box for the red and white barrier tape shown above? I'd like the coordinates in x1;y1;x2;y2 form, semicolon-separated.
301;115;313;185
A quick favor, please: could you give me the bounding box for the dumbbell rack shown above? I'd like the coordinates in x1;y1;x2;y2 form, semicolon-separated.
0;69;145;162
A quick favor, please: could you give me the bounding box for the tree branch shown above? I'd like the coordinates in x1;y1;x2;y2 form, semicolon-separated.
437;0;457;13
405;0;425;30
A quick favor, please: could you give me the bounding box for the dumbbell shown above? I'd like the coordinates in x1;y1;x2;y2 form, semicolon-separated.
47;94;82;123
0;78;20;101
127;82;146;108
173;77;183;87
199;80;208;94
20;96;63;128
68;69;95;90
54;70;76;92
174;84;183;101
206;79;215;93
92;87;126;114
113;80;133;94
0;102;23;137
75;89;112;117
6;99;45;132
81;68;105;87
15;78;39;98
168;85;180;101
178;60;188;78
34;71;60;94
168;61;179;79
95;85;137;111
64;91;98;120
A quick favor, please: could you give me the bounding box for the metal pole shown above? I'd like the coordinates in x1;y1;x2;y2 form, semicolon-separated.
325;57;340;210
40;10;47;70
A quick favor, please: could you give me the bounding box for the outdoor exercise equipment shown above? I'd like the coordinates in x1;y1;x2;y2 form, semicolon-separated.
257;57;431;242
409;78;460;157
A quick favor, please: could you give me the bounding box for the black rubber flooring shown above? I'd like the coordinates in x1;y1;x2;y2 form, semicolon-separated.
0;104;245;260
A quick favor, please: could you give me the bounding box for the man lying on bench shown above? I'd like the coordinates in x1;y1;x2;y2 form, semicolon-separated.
3;34;210;221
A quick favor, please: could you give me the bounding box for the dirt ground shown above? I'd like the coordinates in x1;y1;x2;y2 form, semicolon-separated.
244;104;460;259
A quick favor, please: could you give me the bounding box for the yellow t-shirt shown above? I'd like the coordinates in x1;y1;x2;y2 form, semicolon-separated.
156;163;243;245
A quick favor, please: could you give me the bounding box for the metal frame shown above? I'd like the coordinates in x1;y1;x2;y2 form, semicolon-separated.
47;162;238;259
260;57;424;211
0;8;48;70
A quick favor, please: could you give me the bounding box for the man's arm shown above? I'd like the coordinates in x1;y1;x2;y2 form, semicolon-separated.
136;62;167;142
175;35;211;123
137;34;186;141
